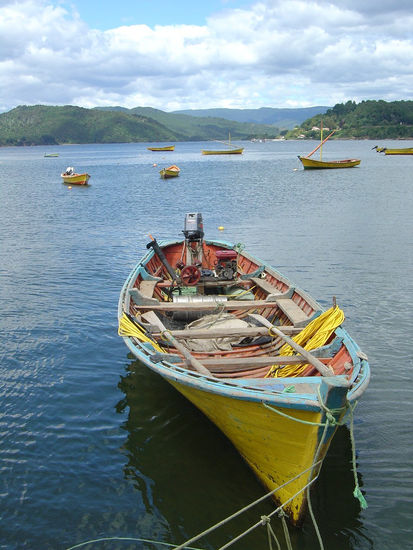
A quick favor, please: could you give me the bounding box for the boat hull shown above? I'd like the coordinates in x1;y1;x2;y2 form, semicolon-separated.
167;378;340;524
201;148;244;155
298;156;361;169
61;173;90;185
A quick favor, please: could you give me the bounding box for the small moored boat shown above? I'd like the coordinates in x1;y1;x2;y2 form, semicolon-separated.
147;145;175;151
61;167;90;185
118;213;370;526
299;127;360;169
160;165;180;178
44;153;59;157
298;156;361;169
202;147;244;155
384;147;413;155
202;133;244;155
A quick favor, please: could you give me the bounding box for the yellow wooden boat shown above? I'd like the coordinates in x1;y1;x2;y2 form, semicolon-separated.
299;127;360;169
298;156;361;169
373;145;413;155
159;165;180;178
384;147;413;155
118;213;370;526
202;133;244;155
61;167;90;185
202;147;244;155
147;145;175;151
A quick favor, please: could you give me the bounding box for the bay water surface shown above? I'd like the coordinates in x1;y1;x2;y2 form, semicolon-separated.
0;140;412;550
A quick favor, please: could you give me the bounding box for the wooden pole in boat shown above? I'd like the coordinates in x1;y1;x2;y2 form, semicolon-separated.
248;314;335;377
305;130;335;158
320;120;323;161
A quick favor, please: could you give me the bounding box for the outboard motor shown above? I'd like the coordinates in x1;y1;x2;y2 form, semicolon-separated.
183;213;204;241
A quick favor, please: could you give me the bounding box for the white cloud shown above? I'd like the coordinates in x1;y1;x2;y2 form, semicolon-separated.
0;0;412;112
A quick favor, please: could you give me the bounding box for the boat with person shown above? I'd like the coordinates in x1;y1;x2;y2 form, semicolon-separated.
159;165;180;178
298;127;360;169
147;145;175;151
118;213;370;526
202;133;244;155
61;167;90;185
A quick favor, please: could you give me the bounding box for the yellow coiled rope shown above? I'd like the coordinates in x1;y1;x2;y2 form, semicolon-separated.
267;305;345;378
118;312;165;353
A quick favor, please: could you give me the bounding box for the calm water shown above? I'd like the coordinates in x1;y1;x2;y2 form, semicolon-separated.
0;140;412;550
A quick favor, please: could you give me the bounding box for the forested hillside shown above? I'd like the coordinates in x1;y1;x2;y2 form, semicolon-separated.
288;100;413;139
1;100;412;146
0;105;278;146
0;105;178;146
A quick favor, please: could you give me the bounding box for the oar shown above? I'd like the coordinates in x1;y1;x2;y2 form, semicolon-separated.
305;130;336;158
248;314;334;377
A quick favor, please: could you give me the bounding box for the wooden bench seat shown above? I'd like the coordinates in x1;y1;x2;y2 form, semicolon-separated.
250;277;285;296
140;280;158;297
273;298;309;327
135;299;279;312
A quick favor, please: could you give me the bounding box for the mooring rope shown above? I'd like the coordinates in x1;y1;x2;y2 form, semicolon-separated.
65;536;204;550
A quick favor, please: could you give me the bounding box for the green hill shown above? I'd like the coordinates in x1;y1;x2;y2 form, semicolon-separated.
2;100;412;146
127;106;277;140
0;104;279;146
287;100;413;139
0;105;177;146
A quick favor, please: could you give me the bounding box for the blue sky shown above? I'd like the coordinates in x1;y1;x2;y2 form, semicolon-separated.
1;0;412;112
65;0;254;29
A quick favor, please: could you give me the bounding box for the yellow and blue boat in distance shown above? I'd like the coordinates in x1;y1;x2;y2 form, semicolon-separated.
118;213;370;525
